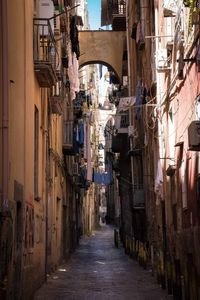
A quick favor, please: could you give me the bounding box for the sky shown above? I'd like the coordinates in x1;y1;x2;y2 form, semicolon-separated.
87;0;101;30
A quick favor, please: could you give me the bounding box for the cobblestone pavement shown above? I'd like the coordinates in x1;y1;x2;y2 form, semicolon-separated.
34;225;172;300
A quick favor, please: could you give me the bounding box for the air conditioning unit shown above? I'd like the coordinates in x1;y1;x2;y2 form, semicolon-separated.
54;10;60;35
39;0;54;35
163;0;177;17
72;163;79;176
128;125;138;138
188;121;200;151
156;49;170;72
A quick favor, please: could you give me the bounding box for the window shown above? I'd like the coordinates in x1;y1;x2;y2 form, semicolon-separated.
34;106;39;199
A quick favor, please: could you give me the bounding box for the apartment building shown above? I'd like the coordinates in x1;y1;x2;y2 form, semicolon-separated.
103;0;200;298
125;0;200;298
0;0;100;298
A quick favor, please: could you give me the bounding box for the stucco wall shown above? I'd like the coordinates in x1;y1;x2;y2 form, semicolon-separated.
7;0;67;296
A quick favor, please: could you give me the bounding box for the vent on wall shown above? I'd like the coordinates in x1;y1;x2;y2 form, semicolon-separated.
188;121;200;151
39;0;54;35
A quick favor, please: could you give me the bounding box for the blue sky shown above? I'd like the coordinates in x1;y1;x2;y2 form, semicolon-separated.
87;0;101;30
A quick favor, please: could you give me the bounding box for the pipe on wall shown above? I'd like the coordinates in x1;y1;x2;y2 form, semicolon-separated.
126;0;135;193
2;0;9;211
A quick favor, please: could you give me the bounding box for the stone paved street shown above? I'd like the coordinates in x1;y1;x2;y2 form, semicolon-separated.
34;226;172;300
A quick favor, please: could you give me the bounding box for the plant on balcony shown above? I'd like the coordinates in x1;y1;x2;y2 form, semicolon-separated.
54;4;65;13
183;0;200;31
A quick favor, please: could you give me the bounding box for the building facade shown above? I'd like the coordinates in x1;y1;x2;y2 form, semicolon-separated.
0;0;100;299
102;0;200;299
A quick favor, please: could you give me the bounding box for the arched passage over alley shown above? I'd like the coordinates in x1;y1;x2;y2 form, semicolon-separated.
79;30;126;81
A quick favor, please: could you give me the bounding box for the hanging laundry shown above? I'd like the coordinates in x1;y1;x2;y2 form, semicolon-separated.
83;121;87;160
154;159;163;203
118;96;136;112
78;119;84;146
93;160;113;186
86;122;92;181
67;43;80;101
70;16;80;59
135;81;144;118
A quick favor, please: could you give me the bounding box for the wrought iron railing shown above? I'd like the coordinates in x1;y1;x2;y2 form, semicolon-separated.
62;120;73;147
120;113;129;128
33;18;59;69
112;0;126;15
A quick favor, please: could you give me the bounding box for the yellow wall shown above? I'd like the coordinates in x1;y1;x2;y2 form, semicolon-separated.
7;0;66;295
7;1;47;295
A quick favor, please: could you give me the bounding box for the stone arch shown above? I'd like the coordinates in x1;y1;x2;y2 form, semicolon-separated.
79;60;120;82
79;30;126;81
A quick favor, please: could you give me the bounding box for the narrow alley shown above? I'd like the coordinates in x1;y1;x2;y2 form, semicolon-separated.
2;0;200;299
34;226;171;300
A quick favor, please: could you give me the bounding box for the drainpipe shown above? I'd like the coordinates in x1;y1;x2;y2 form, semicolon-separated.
126;0;131;99
2;0;9;211
126;1;134;182
126;0;135;239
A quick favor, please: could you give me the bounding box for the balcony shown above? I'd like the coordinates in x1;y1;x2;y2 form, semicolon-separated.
63;120;73;148
62;120;79;156
50;81;65;115
33;18;58;87
118;113;129;133
112;0;126;31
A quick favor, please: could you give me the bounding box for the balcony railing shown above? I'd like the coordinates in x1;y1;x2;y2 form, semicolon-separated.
33;18;58;87
120;113;129;128
50;81;65;114
112;0;126;31
62;120;73;149
112;0;126;15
